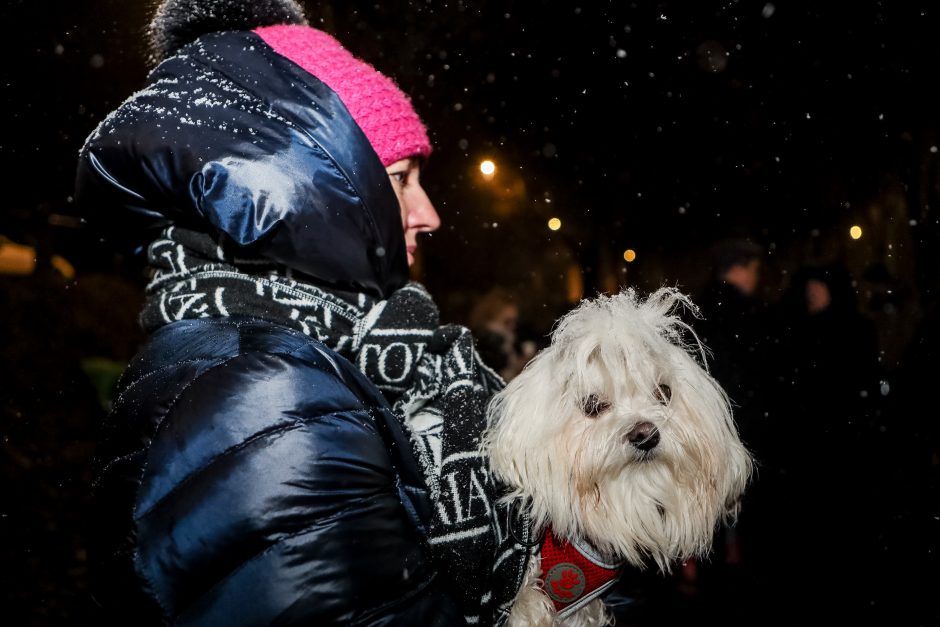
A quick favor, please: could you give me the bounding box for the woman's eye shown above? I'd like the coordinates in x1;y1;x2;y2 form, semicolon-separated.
390;171;407;185
655;383;672;405
581;394;611;417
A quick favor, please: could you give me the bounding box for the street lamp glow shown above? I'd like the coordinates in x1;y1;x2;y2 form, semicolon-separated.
850;225;863;240
548;217;562;231
623;249;637;262
480;160;496;175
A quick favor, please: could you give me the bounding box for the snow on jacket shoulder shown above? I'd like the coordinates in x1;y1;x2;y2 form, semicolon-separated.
91;316;462;625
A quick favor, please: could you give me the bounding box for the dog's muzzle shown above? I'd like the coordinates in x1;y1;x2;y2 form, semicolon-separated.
626;422;660;452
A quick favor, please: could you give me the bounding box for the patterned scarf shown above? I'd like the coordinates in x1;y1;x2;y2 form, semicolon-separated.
140;226;532;625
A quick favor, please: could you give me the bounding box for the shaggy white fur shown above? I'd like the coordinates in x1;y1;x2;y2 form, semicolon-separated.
483;287;753;626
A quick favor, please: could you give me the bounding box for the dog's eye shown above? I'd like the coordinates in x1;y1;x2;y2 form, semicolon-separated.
655;383;672;405
581;394;611;417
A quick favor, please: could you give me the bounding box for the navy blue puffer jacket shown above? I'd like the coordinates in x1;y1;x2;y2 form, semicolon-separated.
92;317;461;625
78;31;462;625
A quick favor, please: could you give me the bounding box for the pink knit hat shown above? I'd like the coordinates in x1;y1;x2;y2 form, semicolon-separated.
255;24;432;167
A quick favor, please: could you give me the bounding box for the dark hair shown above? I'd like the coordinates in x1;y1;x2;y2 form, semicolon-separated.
709;238;763;276
467;287;518;332
786;263;858;316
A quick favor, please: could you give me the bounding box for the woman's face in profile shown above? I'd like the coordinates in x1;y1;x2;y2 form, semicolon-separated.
386;158;440;266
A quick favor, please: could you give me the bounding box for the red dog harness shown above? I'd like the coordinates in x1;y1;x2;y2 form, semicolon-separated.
538;527;623;618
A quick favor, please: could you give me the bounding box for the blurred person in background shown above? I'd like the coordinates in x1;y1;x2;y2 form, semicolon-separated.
686;238;776;615
468;287;536;381
779;263;882;417
770;261;883;616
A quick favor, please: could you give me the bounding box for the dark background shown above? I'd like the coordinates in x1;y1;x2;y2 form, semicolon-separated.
2;1;939;625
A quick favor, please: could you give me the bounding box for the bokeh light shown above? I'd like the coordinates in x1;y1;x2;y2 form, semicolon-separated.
623;249;637;262
850;225;863;240
480;160;496;175
548;217;562;231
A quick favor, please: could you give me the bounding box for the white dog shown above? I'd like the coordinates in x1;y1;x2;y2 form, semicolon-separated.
482;287;753;626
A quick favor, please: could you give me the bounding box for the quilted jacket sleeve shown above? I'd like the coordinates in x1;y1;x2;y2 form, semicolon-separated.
91;320;462;625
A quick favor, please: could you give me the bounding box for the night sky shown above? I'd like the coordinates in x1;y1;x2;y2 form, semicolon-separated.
2;1;940;624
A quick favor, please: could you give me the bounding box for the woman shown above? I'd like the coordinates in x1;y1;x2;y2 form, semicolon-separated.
77;1;514;624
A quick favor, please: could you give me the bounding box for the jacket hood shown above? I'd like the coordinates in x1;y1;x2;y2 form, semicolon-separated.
76;30;408;298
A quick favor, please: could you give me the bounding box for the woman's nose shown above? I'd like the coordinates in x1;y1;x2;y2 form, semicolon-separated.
408;185;440;232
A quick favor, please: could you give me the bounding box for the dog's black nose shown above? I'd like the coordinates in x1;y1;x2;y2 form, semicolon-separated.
627;422;660;451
